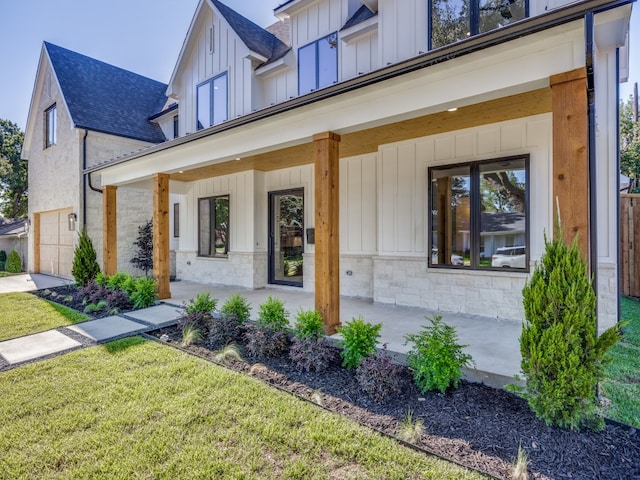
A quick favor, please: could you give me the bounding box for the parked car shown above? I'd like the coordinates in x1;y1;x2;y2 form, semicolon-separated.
491;246;526;268
431;248;465;266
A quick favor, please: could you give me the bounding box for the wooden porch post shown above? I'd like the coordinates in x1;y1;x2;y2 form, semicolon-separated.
153;173;171;300
314;132;341;335
103;185;117;275
550;68;589;259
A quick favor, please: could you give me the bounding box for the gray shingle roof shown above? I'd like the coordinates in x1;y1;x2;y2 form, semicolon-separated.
342;4;377;30
0;219;27;237
212;0;290;64
45;42;168;144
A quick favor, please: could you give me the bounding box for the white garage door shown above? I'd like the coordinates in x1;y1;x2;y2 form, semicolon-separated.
38;209;74;279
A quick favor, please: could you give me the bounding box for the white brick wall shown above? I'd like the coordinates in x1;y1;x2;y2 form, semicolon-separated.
176;251;267;289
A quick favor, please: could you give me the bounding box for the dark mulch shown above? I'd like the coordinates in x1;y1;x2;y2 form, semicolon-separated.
151;326;640;480
33;284;124;319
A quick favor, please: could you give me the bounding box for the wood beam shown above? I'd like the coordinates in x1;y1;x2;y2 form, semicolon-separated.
314;132;341;335
103;185;117;275
153;173;171;300
550;68;589;258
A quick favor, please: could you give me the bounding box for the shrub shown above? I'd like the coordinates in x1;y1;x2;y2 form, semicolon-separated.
293;308;324;340
5;249;22;273
130;220;153;276
181;325;203;347
186;292;217;315
245;323;290;358
94;272;107;286
289;337;336;372
84;299;108;314
76;280;108;306
130;277;157;309
0;250;6;271
103;288;133;313
256;295;289;330
220;293;251;324
404;315;473;394
397;409;425;443
208;314;246;349
355;345;405;404
179;292;217;335
71;230;100;286
106;272;134;291
517;230;621;430
337;316;381;369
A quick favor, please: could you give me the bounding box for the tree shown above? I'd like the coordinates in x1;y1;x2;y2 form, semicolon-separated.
0;119;27;218
620;95;640;192
72;230;101;286
131;220;153;276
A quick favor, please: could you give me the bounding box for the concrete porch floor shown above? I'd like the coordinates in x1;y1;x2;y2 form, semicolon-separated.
167;280;523;388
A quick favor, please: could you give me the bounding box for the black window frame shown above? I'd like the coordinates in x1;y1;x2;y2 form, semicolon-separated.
197;194;230;258
44;104;57;148
173;114;179;139
196;71;228;131
428;0;530;50
173;202;180;238
428;154;530;271
297;32;339;95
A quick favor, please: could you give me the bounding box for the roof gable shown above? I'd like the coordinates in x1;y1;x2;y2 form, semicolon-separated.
45;42;167;144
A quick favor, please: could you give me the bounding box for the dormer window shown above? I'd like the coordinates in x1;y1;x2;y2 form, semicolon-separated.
298;33;338;95
45;104;56;148
196;72;228;130
430;0;528;50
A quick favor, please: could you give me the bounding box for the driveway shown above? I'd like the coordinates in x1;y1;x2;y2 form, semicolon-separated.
0;274;72;294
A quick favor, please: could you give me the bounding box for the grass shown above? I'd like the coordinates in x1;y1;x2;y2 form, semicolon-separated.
0;337;486;479
602;296;640;428
0;292;88;341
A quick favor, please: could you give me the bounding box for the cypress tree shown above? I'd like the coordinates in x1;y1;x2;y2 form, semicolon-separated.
72;229;100;286
130;220;153;277
5;250;22;273
519;228;620;430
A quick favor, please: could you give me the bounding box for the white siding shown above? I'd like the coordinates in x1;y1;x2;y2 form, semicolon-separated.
340;154;377;254
379;0;427;66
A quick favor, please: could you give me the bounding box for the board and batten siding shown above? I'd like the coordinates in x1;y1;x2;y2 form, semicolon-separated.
379;0;428;66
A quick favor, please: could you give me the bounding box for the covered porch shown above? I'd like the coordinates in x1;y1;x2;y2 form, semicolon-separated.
165;279;522;389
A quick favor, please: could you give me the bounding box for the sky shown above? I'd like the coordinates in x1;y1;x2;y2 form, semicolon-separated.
0;0;638;132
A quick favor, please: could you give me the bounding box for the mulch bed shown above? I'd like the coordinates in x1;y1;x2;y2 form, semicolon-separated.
150;326;639;480
33;284;131;319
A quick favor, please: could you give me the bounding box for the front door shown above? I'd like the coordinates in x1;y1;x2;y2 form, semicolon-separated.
269;189;304;287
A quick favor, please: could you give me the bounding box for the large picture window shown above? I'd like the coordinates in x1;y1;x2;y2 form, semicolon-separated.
198;195;230;257
430;0;528;49
196;72;228;130
298;33;338;95
45;104;56;148
429;155;528;270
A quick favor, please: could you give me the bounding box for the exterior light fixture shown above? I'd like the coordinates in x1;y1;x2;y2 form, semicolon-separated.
447;107;458;112
68;212;77;231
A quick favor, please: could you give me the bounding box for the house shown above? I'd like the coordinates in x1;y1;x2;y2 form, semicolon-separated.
26;0;633;334
0;218;28;268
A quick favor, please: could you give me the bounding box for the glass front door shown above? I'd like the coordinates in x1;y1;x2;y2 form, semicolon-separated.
269;189;304;287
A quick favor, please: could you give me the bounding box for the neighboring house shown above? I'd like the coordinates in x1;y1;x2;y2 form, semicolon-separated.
23;42;179;279
0;219;28;269
27;0;632;334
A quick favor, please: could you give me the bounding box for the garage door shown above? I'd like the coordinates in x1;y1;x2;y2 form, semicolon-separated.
38;209;74;279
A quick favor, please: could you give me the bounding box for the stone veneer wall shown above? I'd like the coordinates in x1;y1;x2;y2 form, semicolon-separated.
176;251;267;289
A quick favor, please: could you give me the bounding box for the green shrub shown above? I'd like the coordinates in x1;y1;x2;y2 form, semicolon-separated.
84;299;108;314
71;230;100;286
186;292;218;315
106;272;134;291
293;308;324;340
337;316;381;369
130;277;157;309
404;315;473;394
256;296;289;330
94;272;107;286
0;251;6;271
5;250;22;273
220;293;251;324
516;230;621;430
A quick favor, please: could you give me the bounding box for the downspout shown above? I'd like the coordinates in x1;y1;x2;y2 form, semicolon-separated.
585;12;598;331
82;129;103;232
616;48;621;323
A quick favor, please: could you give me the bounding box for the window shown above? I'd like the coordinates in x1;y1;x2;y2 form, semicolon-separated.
298;33;338;95
173;203;179;238
196;72;228;130
429;155;528;270
45;104;56;148
198;195;229;257
430;0;528;49
173;115;179;139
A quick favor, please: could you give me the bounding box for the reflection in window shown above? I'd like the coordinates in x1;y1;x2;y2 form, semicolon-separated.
45;104;56;148
430;0;528;49
430;156;528;270
198;195;229;257
298;33;338;95
196;72;228;130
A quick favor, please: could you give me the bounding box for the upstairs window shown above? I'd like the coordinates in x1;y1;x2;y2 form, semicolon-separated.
196;72;228;130
429;155;529;270
198;195;230;257
430;0;528;50
298;33;338;95
173;115;179;139
45;104;56;148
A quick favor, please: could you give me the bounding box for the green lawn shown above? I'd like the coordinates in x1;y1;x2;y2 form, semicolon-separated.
0;292;88;341
0;337;485;479
602;296;640;428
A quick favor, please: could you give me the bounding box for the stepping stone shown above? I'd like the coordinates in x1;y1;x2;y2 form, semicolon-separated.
67;316;147;342
123;304;184;328
0;330;81;364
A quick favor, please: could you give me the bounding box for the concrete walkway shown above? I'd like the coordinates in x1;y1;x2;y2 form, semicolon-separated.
0;273;73;293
